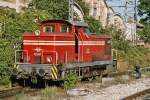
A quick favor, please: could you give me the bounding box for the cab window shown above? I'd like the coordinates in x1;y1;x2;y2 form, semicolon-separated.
61;25;67;32
68;25;72;32
61;25;72;32
43;25;55;32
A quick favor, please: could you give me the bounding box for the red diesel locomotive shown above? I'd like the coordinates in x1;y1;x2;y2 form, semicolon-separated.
14;20;115;84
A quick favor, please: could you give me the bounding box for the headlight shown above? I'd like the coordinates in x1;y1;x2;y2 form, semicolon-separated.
47;56;52;63
34;30;40;36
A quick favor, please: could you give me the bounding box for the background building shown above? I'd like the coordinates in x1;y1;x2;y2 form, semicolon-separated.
84;0;125;32
0;0;29;13
84;0;109;27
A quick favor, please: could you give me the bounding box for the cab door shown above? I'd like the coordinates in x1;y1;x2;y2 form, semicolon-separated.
75;27;79;62
75;27;84;63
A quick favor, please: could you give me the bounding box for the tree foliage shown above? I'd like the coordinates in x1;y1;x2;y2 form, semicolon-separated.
76;0;89;16
64;72;78;89
0;7;49;84
85;17;102;34
138;24;150;43
112;29;149;67
31;0;69;20
138;0;150;23
138;0;150;43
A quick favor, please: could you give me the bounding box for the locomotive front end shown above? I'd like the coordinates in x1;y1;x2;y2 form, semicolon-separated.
14;24;60;82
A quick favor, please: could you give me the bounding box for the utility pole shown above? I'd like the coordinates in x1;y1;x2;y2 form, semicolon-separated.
134;0;137;44
124;0;137;44
69;0;74;21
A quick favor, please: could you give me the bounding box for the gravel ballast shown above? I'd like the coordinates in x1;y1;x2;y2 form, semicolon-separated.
69;78;150;100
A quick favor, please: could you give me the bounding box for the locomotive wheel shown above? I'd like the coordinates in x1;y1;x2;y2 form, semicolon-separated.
87;77;94;82
31;77;38;84
44;80;48;88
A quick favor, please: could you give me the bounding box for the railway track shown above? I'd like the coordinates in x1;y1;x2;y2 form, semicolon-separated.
122;88;150;100
0;87;40;99
0;87;23;99
0;67;149;99
141;67;150;73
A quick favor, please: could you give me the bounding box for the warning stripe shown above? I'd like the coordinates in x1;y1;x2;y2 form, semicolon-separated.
53;65;58;73
51;65;58;80
51;72;55;80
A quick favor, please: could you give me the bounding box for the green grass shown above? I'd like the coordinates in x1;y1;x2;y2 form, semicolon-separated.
41;87;57;98
113;31;150;71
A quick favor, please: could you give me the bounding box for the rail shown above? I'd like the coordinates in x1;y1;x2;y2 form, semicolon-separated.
0;87;40;99
121;88;150;100
108;66;150;77
141;67;150;73
0;87;23;99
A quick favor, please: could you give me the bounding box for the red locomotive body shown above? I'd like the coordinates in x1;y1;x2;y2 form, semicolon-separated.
14;20;114;82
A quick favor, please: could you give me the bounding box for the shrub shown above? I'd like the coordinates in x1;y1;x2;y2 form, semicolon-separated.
64;72;78;90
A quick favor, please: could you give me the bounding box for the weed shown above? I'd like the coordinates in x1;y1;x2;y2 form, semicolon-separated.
41;87;57;99
64;72;78;90
15;93;26;100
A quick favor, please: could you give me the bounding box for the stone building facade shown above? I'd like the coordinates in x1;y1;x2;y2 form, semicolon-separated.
84;0;108;27
84;0;125;32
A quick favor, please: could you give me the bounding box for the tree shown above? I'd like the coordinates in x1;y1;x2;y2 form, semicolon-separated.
31;0;69;20
85;17;102;34
138;0;150;43
138;24;150;43
0;7;49;84
76;0;89;16
138;0;150;23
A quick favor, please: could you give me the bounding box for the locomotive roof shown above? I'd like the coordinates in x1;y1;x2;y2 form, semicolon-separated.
40;20;89;27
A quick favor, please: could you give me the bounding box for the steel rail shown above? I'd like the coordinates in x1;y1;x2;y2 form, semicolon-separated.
0;87;23;99
121;88;150;100
0;87;40;99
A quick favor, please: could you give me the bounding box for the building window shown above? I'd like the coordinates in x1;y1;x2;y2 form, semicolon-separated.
93;3;97;17
93;7;97;17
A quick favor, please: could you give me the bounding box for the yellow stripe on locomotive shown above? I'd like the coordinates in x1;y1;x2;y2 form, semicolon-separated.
51;65;58;80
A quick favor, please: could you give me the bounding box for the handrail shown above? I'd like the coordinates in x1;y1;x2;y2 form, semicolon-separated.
15;50;28;64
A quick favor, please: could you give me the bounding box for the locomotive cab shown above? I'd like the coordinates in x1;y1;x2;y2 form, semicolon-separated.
40;20;72;33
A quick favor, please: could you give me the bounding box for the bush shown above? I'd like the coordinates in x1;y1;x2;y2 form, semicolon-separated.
112;29;150;69
64;72;78;90
85;17;102;34
0;7;49;84
41;87;57;98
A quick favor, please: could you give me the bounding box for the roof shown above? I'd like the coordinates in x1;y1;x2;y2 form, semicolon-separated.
40;20;89;27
